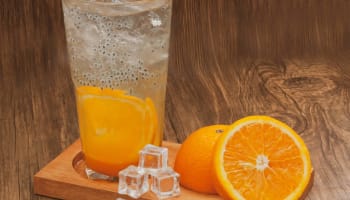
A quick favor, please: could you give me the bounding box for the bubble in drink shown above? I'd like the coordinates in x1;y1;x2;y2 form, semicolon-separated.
62;0;171;92
139;144;168;172
150;168;180;199
118;165;149;199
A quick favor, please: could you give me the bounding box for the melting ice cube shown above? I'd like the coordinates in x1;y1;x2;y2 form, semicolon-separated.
138;144;168;172
150;168;180;199
118;165;149;199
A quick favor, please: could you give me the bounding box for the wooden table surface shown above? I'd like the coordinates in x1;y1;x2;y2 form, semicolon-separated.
1;0;350;199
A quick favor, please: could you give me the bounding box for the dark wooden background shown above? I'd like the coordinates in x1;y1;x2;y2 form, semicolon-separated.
1;0;350;199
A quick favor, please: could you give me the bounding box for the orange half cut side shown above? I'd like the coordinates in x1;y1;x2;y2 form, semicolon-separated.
213;115;313;200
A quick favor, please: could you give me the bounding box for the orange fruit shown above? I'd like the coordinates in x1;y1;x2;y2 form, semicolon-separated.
76;86;159;176
213;115;313;200
174;125;228;194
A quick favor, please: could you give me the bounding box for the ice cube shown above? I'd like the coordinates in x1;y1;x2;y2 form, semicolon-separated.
118;165;149;199
139;144;168;172
150;168;180;199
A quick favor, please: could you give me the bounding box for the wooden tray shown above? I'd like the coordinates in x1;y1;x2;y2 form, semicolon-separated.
34;140;222;200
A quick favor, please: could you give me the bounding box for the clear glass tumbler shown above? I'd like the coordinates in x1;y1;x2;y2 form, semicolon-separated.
62;0;172;180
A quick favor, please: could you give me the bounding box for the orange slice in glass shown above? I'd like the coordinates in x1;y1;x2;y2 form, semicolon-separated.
76;86;158;175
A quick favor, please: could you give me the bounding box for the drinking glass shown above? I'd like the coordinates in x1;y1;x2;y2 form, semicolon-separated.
62;0;172;180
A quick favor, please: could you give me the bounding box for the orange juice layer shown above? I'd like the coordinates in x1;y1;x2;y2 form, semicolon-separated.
76;86;160;176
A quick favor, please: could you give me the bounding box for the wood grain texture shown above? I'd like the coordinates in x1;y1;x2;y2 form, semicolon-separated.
34;140;221;200
1;0;350;199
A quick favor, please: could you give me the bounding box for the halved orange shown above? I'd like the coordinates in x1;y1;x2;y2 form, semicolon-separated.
213;115;313;200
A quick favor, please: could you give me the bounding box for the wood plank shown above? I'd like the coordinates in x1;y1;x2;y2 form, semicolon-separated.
34;140;221;200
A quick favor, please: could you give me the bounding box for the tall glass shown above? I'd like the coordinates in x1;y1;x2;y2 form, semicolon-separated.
62;0;172;179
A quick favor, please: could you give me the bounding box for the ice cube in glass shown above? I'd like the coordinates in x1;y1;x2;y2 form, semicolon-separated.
139;144;168;172
150;168;180;199
118;165;149;199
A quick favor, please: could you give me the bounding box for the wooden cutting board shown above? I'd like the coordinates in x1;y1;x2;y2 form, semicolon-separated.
34;140;222;200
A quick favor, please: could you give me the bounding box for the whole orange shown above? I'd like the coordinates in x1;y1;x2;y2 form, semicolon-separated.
174;125;228;194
